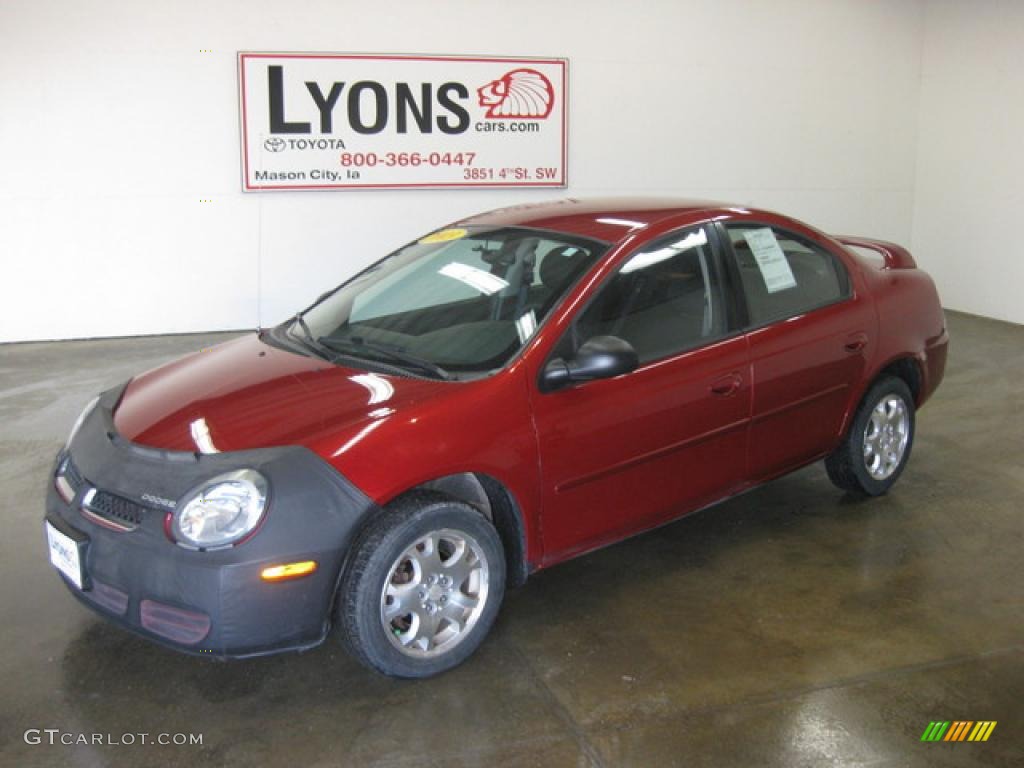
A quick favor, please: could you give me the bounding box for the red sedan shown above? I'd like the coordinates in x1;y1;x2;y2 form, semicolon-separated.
45;199;948;677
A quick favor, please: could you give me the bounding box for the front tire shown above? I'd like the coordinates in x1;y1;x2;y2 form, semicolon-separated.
826;375;915;497
337;492;506;678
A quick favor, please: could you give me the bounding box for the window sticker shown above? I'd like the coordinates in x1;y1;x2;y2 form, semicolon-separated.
743;228;797;293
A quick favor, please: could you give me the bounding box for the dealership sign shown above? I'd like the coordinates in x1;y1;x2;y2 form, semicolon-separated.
238;53;567;190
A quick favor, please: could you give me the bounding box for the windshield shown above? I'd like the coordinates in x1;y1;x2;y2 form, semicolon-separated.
285;226;607;378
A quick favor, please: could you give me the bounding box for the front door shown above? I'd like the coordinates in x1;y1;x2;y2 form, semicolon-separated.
530;224;752;564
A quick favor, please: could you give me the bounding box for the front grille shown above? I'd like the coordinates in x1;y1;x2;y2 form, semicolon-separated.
140;599;211;645
83;579;129;616
82;489;149;531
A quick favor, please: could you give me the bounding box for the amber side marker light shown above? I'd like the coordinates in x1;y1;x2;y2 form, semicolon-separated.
261;561;318;582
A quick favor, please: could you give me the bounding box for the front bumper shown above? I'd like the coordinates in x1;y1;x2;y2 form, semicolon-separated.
45;384;378;658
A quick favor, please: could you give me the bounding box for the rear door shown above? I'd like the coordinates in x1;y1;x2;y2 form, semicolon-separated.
531;223;752;563
718;222;875;482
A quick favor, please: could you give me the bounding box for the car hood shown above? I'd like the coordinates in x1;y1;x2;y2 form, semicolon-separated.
113;333;449;454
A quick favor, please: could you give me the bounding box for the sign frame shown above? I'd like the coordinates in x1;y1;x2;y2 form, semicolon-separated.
238;52;569;191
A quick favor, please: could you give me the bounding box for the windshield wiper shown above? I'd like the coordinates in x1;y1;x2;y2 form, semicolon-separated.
317;336;451;381
286;313;336;361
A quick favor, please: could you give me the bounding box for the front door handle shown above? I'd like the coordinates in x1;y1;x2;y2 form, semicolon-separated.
710;373;742;397
844;333;868;353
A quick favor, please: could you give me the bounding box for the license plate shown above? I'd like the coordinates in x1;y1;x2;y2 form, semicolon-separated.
46;521;85;590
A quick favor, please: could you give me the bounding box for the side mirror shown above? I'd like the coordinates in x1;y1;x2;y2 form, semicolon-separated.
541;335;639;391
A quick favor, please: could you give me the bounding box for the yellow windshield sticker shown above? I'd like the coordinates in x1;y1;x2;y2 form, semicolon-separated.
420;228;467;244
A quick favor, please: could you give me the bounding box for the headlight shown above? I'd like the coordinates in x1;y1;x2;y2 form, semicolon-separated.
171;469;269;550
66;396;99;449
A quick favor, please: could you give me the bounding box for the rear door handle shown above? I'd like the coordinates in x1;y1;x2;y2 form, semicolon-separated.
710;373;742;397
844;333;868;353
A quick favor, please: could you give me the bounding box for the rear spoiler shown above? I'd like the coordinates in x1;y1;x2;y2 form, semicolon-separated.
834;235;916;269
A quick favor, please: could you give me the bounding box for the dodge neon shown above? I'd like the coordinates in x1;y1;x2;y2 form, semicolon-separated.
45;198;948;677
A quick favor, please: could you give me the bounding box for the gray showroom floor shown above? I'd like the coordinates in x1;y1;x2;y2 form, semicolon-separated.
0;311;1021;767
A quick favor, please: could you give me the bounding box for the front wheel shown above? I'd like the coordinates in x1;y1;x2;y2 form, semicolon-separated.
337;492;506;678
826;375;915;496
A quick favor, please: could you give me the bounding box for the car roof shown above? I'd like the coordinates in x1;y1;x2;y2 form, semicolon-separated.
455;197;753;243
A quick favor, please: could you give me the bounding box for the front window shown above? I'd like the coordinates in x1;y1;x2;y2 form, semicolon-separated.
561;224;726;365
280;227;606;378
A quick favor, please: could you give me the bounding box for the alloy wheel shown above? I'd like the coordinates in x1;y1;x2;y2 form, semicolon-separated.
380;528;490;657
862;394;910;480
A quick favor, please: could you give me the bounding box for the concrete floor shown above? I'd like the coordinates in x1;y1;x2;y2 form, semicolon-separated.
0;310;1021;767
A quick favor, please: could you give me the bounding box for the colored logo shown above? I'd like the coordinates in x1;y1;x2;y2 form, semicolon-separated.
921;721;997;742
263;137;286;152
477;69;554;119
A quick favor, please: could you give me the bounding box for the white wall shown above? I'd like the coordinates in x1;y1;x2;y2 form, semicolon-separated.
0;0;929;343
911;0;1024;325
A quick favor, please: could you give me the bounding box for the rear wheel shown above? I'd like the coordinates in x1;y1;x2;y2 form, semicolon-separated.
337;492;506;678
826;376;915;496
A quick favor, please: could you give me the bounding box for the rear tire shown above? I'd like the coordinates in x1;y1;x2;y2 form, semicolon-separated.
337;491;506;678
826;375;915;497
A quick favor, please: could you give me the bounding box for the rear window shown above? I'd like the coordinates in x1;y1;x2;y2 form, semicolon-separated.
726;225;850;325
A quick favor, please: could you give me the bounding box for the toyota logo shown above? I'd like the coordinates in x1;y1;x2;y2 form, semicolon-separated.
263;137;286;153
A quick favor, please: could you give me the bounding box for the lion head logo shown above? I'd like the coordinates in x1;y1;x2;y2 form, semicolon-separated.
477;68;555;119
